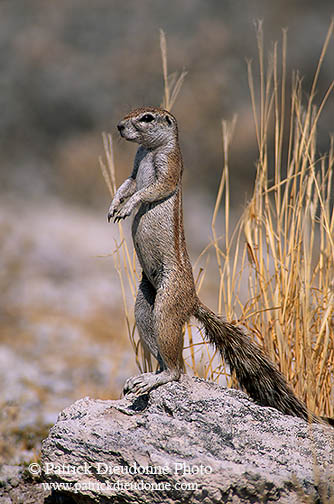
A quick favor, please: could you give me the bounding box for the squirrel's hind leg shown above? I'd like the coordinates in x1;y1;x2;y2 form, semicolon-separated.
123;273;188;396
133;272;165;370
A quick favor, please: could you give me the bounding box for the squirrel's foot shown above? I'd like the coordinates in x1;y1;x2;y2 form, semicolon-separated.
123;370;180;396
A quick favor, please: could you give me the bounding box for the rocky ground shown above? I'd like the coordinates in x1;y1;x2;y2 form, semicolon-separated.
41;378;334;504
0;197;137;469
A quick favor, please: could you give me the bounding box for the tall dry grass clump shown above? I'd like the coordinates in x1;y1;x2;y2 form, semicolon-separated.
101;25;334;418
209;22;334;418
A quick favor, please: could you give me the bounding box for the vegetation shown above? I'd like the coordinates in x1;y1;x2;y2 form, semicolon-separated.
101;24;334;419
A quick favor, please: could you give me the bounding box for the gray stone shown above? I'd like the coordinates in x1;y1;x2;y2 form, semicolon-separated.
41;376;334;503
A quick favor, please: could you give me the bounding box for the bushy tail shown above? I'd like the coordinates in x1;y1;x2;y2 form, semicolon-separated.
194;301;318;422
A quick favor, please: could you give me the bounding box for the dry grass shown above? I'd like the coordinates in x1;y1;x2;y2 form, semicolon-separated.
101;24;334;419
219;21;334;418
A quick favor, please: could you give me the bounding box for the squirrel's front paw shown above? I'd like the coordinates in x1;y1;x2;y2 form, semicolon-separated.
113;200;135;223
107;198;124;222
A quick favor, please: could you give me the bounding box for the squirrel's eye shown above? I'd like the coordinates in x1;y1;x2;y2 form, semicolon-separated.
139;114;155;123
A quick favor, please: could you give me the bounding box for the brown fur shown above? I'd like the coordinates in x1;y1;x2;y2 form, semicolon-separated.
108;106;332;425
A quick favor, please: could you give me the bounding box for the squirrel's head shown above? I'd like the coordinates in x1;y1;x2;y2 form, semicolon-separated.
117;107;178;149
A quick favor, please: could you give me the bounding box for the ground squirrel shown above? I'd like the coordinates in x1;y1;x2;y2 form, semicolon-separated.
107;106;329;424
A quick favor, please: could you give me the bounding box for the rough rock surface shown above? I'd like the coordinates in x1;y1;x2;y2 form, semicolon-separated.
41;377;334;504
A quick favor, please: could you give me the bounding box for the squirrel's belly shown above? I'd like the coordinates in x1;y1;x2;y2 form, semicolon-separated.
132;201;176;286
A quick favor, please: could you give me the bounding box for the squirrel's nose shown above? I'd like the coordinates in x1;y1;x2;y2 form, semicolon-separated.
117;123;125;133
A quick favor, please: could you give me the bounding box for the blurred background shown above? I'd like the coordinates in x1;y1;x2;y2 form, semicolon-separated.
0;0;333;465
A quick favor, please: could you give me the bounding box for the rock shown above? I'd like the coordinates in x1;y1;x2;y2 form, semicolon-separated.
41;376;334;504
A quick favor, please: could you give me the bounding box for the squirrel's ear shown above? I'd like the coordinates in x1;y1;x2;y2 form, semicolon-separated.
165;115;172;126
